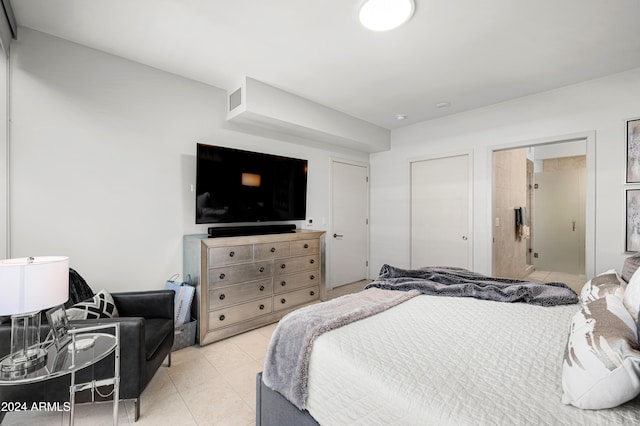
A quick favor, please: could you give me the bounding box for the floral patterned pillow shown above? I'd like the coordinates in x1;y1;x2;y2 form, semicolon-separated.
579;269;625;304
562;295;640;409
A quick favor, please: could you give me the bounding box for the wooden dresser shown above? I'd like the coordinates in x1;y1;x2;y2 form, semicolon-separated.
183;230;325;345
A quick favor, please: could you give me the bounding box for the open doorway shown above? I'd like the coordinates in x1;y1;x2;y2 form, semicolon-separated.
492;140;587;292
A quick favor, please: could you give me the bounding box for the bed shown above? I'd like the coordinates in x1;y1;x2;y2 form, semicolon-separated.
257;265;640;425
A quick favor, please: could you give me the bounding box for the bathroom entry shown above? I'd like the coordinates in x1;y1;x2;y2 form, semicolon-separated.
492;140;587;279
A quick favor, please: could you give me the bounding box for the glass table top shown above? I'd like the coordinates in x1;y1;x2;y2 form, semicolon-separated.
0;332;116;384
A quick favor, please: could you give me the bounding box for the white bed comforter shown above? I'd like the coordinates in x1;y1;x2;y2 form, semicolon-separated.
305;295;640;425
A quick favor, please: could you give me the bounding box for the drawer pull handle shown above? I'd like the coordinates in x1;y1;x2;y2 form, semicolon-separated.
219;273;226;280
280;264;286;269
229;251;235;257
259;266;265;273
219;294;225;300
280;298;286;304
259;285;265;291
219;315;225;321
304;243;309;249
259;304;265;310
270;247;276;253
310;275;315;280
310;259;315;264
281;281;286;287
310;291;315;296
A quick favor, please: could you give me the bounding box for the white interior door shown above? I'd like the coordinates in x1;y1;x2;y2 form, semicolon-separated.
533;169;585;274
331;161;369;287
411;154;471;269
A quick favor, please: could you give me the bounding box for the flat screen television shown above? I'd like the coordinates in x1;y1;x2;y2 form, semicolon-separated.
195;144;308;224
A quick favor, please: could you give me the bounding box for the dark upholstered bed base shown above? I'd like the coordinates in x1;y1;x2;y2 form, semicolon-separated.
256;372;320;426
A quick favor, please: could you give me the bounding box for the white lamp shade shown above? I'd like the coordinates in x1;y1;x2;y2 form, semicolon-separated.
0;256;69;315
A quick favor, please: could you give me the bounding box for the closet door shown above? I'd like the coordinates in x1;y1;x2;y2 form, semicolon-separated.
410;154;472;269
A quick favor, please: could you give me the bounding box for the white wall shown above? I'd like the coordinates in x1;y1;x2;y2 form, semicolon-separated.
532;140;587;172
9;28;367;292
371;67;640;279
533;140;586;160
0;49;6;259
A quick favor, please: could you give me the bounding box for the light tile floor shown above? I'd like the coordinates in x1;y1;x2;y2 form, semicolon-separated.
2;280;369;426
526;270;587;294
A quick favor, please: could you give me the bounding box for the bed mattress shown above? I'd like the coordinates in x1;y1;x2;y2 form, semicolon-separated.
304;295;640;425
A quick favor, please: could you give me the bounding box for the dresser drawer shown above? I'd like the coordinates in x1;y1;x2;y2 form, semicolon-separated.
274;270;320;294
208;297;273;330
291;238;319;256
273;286;319;312
254;241;290;260
209;261;273;286
274;254;319;275
209;278;273;309
208;245;253;267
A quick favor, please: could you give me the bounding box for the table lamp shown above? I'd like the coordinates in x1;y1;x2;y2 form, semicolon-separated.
0;256;69;376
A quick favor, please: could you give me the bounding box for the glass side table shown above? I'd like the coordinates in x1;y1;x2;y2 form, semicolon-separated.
0;323;120;425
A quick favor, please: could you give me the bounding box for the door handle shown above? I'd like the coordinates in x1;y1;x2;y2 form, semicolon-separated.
333;233;344;238
572;221;576;232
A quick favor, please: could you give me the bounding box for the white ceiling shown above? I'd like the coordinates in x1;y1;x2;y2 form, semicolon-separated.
10;0;640;129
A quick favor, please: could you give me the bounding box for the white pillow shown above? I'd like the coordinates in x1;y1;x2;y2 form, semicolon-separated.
624;266;640;322
562;295;640;409
579;269;625;304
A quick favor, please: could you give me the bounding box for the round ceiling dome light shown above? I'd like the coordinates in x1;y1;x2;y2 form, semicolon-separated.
359;0;416;31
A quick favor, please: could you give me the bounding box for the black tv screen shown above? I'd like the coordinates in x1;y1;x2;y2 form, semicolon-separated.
195;144;308;224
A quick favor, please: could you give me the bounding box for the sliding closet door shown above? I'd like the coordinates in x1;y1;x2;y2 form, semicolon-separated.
410;154;472;269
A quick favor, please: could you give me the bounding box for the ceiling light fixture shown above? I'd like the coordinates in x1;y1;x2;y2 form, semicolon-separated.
396;114;407;120
359;0;416;31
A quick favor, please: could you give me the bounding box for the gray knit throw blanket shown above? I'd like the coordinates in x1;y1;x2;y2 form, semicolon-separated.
367;264;578;306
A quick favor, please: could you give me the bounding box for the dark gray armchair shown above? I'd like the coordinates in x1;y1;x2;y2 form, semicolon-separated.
0;284;174;422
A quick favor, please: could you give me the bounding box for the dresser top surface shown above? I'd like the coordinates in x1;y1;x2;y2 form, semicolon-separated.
192;230;325;248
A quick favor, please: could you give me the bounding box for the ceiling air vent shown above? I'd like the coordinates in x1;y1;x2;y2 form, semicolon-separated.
225;77;390;153
229;87;242;112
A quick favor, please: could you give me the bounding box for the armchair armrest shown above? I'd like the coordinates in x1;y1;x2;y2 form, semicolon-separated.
71;317;146;398
111;290;174;319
